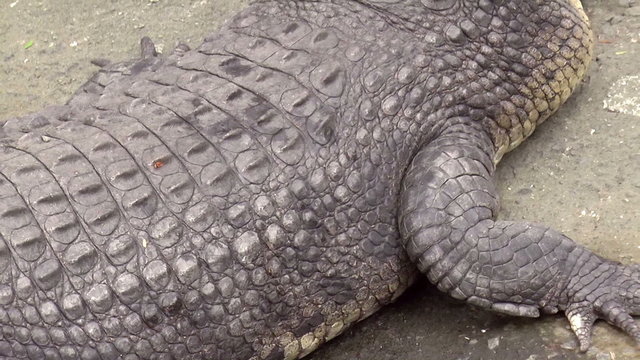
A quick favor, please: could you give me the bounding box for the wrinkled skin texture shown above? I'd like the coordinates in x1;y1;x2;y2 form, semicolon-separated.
0;0;637;359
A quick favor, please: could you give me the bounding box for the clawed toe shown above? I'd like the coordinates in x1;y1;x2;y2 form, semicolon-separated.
599;301;640;344
566;305;597;352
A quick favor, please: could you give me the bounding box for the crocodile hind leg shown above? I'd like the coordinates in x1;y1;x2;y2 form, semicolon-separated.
398;124;640;351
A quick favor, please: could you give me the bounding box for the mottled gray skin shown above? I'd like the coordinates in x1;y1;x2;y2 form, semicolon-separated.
0;0;638;359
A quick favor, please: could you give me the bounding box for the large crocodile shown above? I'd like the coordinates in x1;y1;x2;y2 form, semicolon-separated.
0;0;638;359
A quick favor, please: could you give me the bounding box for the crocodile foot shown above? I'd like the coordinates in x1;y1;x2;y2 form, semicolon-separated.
564;263;640;351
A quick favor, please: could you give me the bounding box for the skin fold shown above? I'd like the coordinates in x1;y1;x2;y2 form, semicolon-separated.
0;0;637;359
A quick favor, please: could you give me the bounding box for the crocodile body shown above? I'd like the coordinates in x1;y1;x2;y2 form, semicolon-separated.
0;1;638;359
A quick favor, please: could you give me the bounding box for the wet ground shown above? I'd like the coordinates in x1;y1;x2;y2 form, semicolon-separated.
0;0;639;359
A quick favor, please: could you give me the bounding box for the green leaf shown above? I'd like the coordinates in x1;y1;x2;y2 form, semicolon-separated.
23;40;34;49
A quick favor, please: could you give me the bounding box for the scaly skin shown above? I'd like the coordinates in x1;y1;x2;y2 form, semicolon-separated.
0;1;636;359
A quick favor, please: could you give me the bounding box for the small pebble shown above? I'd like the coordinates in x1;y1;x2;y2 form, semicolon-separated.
488;336;500;350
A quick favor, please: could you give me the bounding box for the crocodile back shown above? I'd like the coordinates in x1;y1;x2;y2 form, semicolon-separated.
0;2;420;359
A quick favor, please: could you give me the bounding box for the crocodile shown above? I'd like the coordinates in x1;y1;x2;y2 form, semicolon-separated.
0;0;638;359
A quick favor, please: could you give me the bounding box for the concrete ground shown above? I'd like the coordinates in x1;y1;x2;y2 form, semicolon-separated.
0;0;639;359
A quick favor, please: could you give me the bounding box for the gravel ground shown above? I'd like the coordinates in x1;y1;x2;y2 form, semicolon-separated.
1;1;639;359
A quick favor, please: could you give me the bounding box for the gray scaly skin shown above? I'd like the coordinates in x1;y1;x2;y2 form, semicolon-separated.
0;0;637;359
